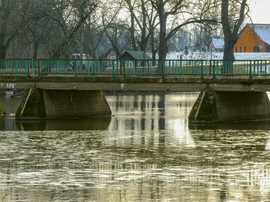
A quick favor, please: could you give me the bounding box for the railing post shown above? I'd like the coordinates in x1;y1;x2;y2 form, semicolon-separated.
123;60;126;77
112;60;115;77
172;60;174;74
91;60;94;75
37;60;41;76
265;61;267;78
249;61;252;79
32;59;35;76
212;60;216;79
24;60;27;76
167;60;171;77
168;60;171;77
75;61;78;77
15;60;18;75
55;60;59;76
86;60;90;76
147;60;149;74
27;60;32;76
179;60;182;77
133;60;136;76
162;60;165;78
201;60;204;79
98;60;101;76
120;60;123;76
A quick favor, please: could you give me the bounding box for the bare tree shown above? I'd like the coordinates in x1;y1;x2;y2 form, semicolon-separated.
149;0;183;61
101;0;133;58
0;0;33;58
124;0;158;53
103;18;132;58
150;0;219;60
221;0;247;61
50;0;98;59
9;0;100;59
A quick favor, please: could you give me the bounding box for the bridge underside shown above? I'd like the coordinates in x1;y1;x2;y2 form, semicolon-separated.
189;91;270;123
3;86;270;123
15;89;111;119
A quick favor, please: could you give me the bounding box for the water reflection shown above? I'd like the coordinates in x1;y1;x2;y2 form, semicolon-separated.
16;118;112;130
1;92;270;201
1;130;270;201
105;92;197;151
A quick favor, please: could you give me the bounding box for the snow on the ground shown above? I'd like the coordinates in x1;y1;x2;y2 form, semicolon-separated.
166;52;270;60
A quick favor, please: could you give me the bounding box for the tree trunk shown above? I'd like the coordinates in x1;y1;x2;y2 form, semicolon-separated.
33;38;39;59
0;45;7;59
125;0;137;51
221;0;247;73
222;42;235;74
139;0;147;52
158;0;166;61
157;0;166;74
223;41;235;60
221;0;234;73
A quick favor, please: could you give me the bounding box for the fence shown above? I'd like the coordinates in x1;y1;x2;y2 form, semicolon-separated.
0;59;269;78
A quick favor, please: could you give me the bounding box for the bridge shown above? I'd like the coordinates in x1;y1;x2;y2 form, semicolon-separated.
1;59;270;123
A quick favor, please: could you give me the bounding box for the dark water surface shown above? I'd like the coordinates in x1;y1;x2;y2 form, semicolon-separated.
1;92;270;201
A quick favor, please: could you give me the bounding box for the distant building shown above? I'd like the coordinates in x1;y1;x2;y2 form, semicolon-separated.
119;51;151;60
234;24;270;53
210;38;224;52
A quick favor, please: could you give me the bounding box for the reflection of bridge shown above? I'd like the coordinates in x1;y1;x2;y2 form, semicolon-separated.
1;59;270;122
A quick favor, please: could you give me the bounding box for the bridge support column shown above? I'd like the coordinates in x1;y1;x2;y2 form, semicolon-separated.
189;91;270;123
16;89;111;119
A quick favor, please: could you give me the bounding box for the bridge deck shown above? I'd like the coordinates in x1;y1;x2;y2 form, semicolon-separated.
0;75;270;92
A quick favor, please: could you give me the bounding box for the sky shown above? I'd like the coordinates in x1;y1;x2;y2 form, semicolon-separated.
250;0;270;24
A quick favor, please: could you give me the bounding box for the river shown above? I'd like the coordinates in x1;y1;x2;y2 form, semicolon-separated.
1;91;270;201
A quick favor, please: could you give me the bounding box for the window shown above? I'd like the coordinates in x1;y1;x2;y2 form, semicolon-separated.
240;47;242;52
244;47;246;52
235;47;238;52
267;46;270;52
253;46;260;52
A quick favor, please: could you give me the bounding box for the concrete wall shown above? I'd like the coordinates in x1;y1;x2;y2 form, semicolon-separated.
16;89;111;119
215;91;270;121
189;91;270;123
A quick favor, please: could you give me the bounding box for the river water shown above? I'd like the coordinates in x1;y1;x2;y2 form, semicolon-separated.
1;91;270;201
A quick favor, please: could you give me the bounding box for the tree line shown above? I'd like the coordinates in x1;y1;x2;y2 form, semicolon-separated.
0;0;249;60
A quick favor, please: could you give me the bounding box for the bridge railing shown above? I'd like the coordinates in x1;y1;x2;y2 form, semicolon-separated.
0;59;35;75
0;59;269;78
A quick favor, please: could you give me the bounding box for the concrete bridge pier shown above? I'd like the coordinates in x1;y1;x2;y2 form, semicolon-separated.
15;89;111;119
189;91;270;123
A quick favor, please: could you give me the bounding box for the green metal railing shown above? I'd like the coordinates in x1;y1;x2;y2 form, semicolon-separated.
0;59;269;78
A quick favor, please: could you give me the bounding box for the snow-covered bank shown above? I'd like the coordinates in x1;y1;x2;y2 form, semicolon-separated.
166;52;270;60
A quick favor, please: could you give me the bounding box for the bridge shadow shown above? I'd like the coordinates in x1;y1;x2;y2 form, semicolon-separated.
189;120;270;130
14;117;111;131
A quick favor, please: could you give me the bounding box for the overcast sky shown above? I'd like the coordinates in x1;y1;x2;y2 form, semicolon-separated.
250;0;270;24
